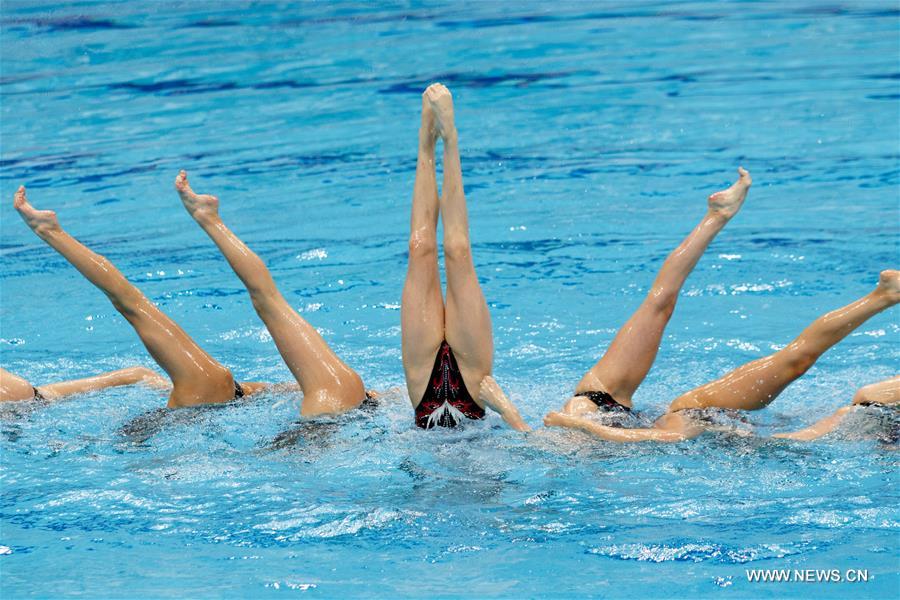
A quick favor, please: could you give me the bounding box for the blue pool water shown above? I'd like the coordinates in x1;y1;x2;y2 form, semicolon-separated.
1;1;898;597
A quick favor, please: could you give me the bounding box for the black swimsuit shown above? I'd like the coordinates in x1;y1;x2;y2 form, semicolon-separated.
32;387;45;401
415;341;485;429
359;391;378;412
574;390;630;412
234;381;245;400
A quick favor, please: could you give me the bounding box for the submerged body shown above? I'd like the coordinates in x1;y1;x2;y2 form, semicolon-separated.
401;84;528;431
545;272;900;442
534;166;752;434
174;171;368;416
13;187;267;408
12;177;371;418
533;165;899;443
772;376;899;441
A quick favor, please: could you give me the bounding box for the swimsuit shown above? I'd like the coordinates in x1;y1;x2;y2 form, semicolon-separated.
234;380;245;400
574;390;630;412
571;390;635;428
415;341;485;429
32;387;45;401
359;391;378;412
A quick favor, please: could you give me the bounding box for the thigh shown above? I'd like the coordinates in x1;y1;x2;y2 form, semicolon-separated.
123;299;234;399
256;295;364;393
401;255;445;405
668;352;797;412
576;301;670;403
444;260;493;390
854;376;900;405
0;368;35;401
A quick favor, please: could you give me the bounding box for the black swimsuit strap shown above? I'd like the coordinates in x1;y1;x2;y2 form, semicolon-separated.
234;381;245;399
574;390;629;412
360;392;378;411
32;386;45;401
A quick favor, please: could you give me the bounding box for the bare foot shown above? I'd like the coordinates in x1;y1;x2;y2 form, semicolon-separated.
141;372;171;390
424;83;456;140
708;167;752;220
13;186;61;237
875;269;900;304
175;170;219;225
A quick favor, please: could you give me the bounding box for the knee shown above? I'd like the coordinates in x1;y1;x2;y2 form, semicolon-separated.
121;366;148;377
126;366;157;380
119;366;164;386
249;289;281;316
408;232;437;259
443;235;471;263
249;292;266;312
647;286;677;318
109;288;145;317
782;349;817;379
245;272;279;310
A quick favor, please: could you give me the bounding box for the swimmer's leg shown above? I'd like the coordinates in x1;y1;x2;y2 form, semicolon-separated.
401;87;445;404
36;367;169;400
773;376;899;441
575;169;752;407
544;409;703;443
14;186;241;407
669;271;900;412
772;406;855;441
851;375;900;406
175;171;364;416
0;367;38;401
429;84;494;393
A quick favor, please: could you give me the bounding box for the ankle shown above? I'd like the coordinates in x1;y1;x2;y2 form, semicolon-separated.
35;224;61;240
197;213;222;229
870;288;895;307
705;209;730;226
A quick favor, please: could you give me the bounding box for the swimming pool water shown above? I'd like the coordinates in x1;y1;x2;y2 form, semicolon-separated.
1;1;898;597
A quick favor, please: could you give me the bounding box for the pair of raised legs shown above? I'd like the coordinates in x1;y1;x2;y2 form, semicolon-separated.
546;270;898;442
400;84;527;430
541;167;898;441
13;178;365;414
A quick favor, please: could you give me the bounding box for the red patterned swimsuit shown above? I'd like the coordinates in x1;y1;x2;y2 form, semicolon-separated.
415;341;485;429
